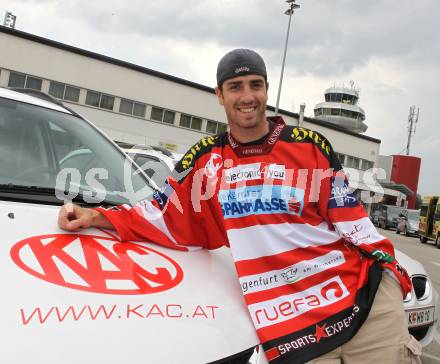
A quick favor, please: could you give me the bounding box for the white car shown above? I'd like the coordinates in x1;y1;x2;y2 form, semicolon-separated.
396;250;440;347
0;87;263;364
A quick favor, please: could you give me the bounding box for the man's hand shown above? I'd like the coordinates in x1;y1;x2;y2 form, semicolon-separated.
58;203;114;231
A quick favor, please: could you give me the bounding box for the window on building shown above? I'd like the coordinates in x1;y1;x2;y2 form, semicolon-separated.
361;159;374;170
341;94;355;105
49;81;80;102
85;90;113;110
133;103;146;118
49;81;65;99
179;114;202;131
64;86;80;102
191;117;202;131
329;93;340;102
85;90;100;107
8;72;26;88
99;94;114;110
25;76;42;90
163;110;175;124
335;153;346;165
218;123;227;133
120;99;134;114
206;120;227;134
179;114;191;128
206;120;218;134
120;99;147;118
346;156;360;169
8;72;42;90
151;107;164;122
151;107;174;123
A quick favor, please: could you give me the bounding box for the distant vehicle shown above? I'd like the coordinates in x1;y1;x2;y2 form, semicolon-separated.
396;209;420;237
370;209;380;226
419;196;440;248
122;145;183;189
376;204;404;230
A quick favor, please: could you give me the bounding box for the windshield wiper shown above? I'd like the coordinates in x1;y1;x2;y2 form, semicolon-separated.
0;184;119;206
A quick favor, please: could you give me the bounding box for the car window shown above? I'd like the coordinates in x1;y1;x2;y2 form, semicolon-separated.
0;96;152;205
388;207;402;219
407;211;420;221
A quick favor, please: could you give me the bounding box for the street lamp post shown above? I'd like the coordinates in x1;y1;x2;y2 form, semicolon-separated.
274;0;300;115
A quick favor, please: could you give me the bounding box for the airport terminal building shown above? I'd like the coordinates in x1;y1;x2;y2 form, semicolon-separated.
0;25;397;210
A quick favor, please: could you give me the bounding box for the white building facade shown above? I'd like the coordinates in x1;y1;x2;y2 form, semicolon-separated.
0;26;381;179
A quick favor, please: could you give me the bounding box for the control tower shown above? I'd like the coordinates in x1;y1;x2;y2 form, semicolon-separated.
313;84;367;133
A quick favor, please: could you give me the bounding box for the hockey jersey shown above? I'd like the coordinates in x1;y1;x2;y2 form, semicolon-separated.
96;116;411;363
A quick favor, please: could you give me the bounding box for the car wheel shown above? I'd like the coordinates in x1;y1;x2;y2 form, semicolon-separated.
420;236;427;244
436;235;440;249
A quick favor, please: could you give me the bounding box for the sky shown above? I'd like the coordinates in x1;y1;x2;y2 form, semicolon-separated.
2;0;439;195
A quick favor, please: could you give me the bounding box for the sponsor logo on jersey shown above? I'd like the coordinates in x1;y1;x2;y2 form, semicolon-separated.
153;181;174;210
224;163;285;183
249;276;349;329
290;127;332;156
240;251;346;294
204;153;223;178
218;185;304;219
274;305;360;356
328;176;358;208
10;234;184;294
180;136;217;170
341;223;372;245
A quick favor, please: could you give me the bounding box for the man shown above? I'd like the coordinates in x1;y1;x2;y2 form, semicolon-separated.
59;49;421;363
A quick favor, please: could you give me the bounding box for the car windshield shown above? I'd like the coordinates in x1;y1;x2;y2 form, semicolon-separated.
388;207;402;218
0;96;153;205
407;210;420;222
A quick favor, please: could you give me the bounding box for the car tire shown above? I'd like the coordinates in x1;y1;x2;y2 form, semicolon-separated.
420;236;427;244
436;235;440;249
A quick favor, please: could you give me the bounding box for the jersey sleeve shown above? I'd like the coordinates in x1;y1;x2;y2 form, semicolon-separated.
313;132;412;297
95;143;228;251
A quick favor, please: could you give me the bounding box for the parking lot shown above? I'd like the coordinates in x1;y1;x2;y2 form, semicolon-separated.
379;228;440;363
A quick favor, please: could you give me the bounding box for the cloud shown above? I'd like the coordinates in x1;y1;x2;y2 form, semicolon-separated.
2;0;438;194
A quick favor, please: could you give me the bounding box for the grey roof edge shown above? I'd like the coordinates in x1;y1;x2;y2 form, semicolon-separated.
1;26;381;144
380;180;414;197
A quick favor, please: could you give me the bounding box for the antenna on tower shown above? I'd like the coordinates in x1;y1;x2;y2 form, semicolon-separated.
406;105;420;156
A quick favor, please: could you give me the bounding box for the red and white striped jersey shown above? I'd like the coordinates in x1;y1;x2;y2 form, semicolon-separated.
97;117;411;363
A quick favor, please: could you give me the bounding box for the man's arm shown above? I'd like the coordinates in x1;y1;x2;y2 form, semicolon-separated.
58;203;114;231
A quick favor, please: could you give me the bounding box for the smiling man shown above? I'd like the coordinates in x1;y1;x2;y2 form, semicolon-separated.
59;49;421;364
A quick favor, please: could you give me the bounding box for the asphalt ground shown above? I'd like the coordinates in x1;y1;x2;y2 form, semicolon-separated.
379;227;440;363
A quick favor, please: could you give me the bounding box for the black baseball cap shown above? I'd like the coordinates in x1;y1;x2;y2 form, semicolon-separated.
216;48;267;87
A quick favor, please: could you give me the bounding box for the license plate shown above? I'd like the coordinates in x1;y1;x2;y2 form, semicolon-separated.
406;306;435;328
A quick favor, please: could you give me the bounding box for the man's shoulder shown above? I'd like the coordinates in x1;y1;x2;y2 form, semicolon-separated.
280;125;335;161
174;133;226;174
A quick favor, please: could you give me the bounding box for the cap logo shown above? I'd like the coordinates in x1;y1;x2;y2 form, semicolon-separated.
235;66;250;74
